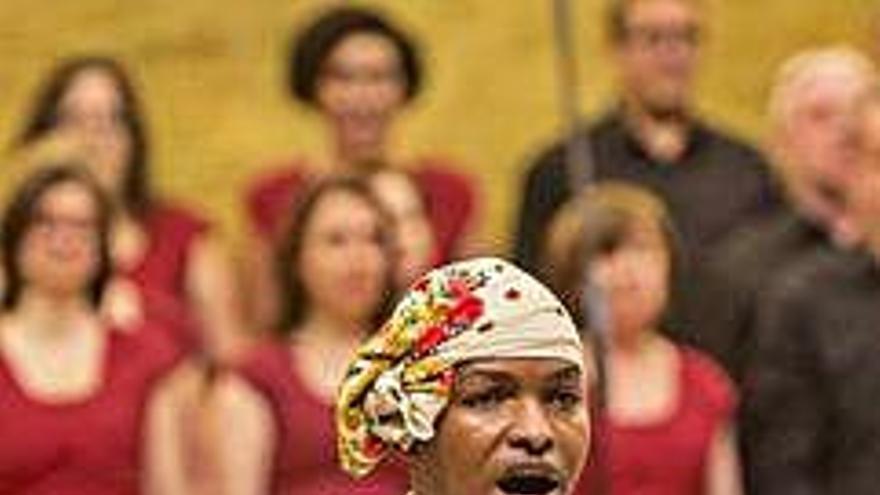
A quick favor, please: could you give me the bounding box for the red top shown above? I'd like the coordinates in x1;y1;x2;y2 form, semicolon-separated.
244;157;479;262
120;202;210;352
576;346;737;495
0;323;183;495
235;341;409;495
123;202;210;302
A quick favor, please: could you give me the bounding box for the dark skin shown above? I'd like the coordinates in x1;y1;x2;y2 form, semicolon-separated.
410;358;589;495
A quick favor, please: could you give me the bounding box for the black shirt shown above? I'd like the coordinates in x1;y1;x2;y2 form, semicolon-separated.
745;247;880;495
513;108;780;272
692;208;832;383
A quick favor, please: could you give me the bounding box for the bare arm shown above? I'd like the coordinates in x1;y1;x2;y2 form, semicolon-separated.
210;374;276;495
705;423;744;495
187;235;247;361
143;363;204;495
238;235;281;333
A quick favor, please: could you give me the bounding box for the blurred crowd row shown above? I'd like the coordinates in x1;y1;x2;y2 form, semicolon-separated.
1;0;880;494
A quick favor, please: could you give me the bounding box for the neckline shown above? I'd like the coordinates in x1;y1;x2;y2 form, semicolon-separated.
0;329;116;410
608;345;686;431
283;343;335;410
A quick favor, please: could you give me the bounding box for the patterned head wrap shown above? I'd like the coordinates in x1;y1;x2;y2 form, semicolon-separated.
336;257;583;478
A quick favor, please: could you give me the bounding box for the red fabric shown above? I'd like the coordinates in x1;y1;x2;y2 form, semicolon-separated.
135;285;202;354
0;324;183;495
120;202;210;352
235;341;409;495
121;202;210;304
244;157;479;262
575;346;737;495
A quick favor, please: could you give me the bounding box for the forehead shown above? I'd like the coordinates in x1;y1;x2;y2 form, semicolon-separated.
327;32;399;66
37;181;97;215
61;68;121;103
790;73;867;111
626;0;702;25
307;189;379;228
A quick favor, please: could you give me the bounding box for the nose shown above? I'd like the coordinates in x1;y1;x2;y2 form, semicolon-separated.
507;397;555;457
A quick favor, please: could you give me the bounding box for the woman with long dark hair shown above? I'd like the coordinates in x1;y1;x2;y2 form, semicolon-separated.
213;176;407;495
16;56;244;360
242;6;480;328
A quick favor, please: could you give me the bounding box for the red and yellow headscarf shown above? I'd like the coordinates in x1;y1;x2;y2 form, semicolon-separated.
336;257;584;478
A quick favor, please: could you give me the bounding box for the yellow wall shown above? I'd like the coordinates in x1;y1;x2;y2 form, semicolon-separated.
0;0;876;251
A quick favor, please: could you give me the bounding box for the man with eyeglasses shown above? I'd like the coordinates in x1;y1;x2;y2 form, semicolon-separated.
515;0;779;348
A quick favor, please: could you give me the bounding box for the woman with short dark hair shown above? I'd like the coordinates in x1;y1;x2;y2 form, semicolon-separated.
243;6;480;329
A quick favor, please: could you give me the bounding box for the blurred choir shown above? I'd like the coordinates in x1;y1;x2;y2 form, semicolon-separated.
1;0;880;494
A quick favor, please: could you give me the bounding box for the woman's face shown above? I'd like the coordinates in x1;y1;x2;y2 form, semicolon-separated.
413;358;589;495
589;220;670;338
55;68;132;195
18;181;101;299
297;190;390;325
316;32;406;158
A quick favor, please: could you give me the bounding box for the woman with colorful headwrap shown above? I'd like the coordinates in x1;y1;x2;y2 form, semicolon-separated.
337;256;590;495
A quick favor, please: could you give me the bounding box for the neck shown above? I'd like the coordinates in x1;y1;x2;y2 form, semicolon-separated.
297;308;369;345
611;328;658;356
787;181;862;247
329;131;387;173
622;98;691;163
10;289;94;341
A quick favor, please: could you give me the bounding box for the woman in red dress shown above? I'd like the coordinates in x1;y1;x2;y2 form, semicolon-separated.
212;177;408;495
15;56;244;360
243;6;480;328
0;166;196;495
542;182;743;495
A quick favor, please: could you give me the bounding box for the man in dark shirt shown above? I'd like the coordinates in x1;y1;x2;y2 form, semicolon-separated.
513;0;778;276
746;81;880;495
694;47;874;383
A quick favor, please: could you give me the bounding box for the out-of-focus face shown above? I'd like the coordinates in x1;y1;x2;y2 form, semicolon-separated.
316;32;406;160
368;171;435;288
589;220;669;339
413;358;589;495
297;189;390;325
777;73;865;209
56;68;131;196
614;0;702;117
849;102;880;248
18;181;101;299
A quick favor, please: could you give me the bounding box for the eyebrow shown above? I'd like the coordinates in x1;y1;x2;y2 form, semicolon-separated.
457;363;583;384
455;369;516;386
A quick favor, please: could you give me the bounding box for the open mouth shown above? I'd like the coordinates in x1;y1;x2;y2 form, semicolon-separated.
496;469;562;495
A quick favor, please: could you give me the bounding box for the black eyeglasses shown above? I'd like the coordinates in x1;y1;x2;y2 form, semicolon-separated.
624;24;702;50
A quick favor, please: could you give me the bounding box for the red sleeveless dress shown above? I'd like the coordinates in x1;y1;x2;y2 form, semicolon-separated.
0;323;183;495
576;346;737;495
235;341;409;495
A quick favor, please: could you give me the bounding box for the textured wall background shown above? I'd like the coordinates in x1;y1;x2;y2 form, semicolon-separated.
0;0;876;250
